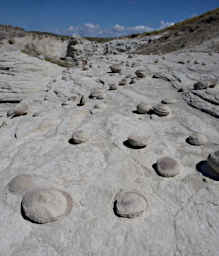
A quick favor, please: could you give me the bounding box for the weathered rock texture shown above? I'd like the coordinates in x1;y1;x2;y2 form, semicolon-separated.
0;14;219;256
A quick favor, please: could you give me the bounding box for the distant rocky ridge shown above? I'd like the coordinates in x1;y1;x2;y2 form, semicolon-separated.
136;8;219;54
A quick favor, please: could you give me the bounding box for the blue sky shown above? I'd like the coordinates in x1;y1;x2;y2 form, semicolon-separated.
0;0;218;37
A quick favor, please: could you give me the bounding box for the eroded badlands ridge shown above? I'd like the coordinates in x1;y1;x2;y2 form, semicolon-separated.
0;34;219;256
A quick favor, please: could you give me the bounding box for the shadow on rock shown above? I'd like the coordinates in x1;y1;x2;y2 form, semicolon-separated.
196;160;219;181
68;138;75;145
152;163;158;174
20;204;39;224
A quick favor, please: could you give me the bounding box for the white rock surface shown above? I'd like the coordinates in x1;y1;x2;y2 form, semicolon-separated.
0;35;219;256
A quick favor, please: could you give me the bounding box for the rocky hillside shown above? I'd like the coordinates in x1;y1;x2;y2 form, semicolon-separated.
0;25;71;59
135;8;219;54
0;8;219;256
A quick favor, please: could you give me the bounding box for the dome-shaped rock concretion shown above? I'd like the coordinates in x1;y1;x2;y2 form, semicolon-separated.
126;135;149;149
114;191;147;218
94;102;106;110
14;103;29;116
135;70;146;78
109;83;117;90
186;133;208;146
193;81;207;90
118;79;127;86
110;64;121;73
89;89;104;100
21;188;73;224
152;104;171;117
7;103;29;118
161;98;177;104
208;150;219;174
70;130;88;144
155;157;181;177
136;103;152;114
8;175;34;194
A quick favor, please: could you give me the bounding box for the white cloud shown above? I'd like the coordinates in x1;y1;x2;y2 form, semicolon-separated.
84;23;100;29
160;20;175;29
113;24;125;32
63;22;156;37
128;25;153;32
64;23;103;37
131;25;146;30
67;25;74;32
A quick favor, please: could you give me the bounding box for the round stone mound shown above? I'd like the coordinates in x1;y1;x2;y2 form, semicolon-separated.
21;188;73;224
70;130;88;144
89;89;104;100
118;78;127;86
7;103;29;118
8;175;34;194
136;103;152;114
14;103;29;116
161;98;177;104
193;81;207;90
109;83;117;90
125;135;149;149
156;157;181;177
208;150;219;174
94;102;106;110
135;70;145;78
152;104;171;117
114;191;147;218
110;64;121;73
186;133;208;146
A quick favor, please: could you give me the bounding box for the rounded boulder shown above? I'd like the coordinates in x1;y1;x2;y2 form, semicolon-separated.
114;191;147;218
8;175;34;194
152;104;171;117
126;135;149;149
21;188;73;224
155;157;181;177
136;103;152;114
